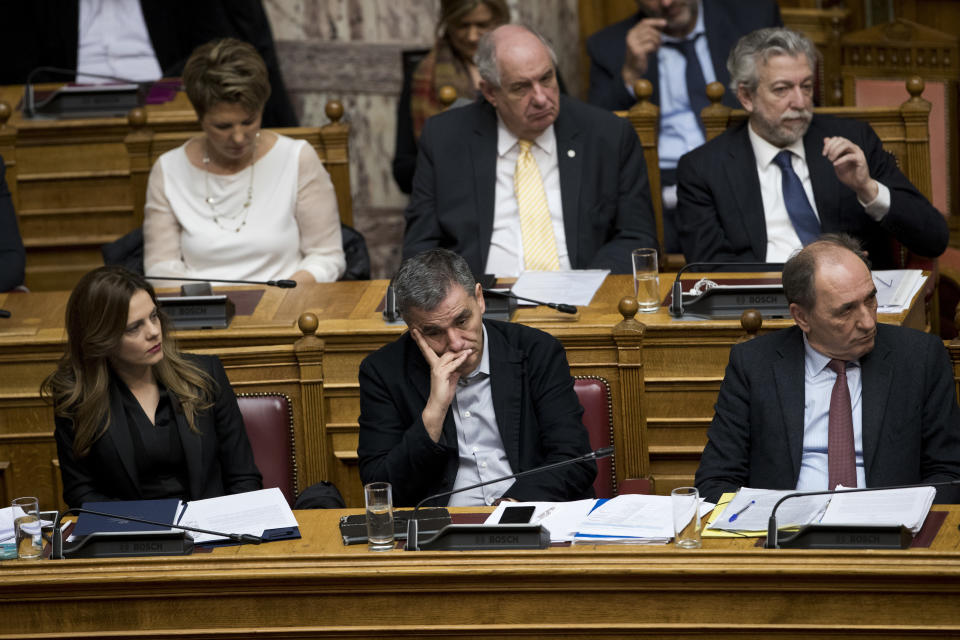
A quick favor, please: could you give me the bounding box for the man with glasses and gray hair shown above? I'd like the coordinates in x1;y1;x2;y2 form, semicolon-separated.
357;249;596;507
676;27;947;268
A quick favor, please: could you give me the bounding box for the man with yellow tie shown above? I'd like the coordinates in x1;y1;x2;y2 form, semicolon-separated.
403;24;657;277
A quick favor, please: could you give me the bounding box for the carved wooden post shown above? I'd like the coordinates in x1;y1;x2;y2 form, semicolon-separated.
295;312;327;485
124;106;153;227
737;309;764;343
626;79;663;258
612;297;648;484
701;81;731;142
318;100;352;227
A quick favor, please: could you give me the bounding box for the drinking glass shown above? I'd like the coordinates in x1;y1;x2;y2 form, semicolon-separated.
671;487;702;549
12;497;43;560
632;248;660;312
364;482;394;551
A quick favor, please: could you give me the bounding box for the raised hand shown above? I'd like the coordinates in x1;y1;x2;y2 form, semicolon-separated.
411;327;472;442
823;136;878;203
622;18;667;90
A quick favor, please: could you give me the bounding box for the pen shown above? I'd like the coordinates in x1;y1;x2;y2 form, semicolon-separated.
727;500;755;523
534;506;556;523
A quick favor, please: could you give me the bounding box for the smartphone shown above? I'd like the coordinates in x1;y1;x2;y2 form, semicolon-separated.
498;505;536;524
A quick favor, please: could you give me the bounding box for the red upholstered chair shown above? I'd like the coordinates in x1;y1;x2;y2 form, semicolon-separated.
573;377;651;498
236;393;298;507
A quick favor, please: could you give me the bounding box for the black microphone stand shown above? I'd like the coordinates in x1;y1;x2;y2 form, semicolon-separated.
146;275;297;289
483;289;577;314
764;479;960;549
406;447;613;551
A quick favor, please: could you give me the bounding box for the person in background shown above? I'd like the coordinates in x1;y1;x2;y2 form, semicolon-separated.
0;0;297;127
0;155;25;292
403;24;656;277
44;266;262;508
676;27;947;268
143;38;345;285
586;0;782;252
393;0;510;194
358;249;596;507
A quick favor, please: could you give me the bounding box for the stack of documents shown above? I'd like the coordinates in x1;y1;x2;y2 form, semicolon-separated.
486;495;714;545
873;269;926;313
707;486;936;536
71;487;300;545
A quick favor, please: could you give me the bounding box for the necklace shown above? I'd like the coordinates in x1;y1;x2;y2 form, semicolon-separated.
202;131;259;233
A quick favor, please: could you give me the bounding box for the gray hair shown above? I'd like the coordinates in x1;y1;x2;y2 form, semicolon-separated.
392;249;477;321
475;24;558;88
782;234;870;310
727;28;820;96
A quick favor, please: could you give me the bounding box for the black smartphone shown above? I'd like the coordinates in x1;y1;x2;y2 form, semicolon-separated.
498;505;536;524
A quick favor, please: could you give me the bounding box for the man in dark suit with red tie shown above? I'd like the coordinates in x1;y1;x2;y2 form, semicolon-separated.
695;234;960;504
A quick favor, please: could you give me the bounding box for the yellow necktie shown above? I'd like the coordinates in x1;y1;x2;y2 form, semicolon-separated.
515;139;560;271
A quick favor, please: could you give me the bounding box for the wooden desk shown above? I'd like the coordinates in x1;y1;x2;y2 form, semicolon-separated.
2;506;959;639
0;84;199;291
0;275;925;509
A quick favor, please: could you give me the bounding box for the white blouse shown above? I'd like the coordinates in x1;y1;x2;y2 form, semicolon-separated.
143;133;345;284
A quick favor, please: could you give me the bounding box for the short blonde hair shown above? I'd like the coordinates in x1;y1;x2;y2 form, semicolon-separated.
182;38;271;121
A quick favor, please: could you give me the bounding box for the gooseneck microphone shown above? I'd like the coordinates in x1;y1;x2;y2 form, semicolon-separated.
50;506;262;559
764;479;960;549
669;261;785;317
405;446;613;551
482;289;577;314
145;275;297;288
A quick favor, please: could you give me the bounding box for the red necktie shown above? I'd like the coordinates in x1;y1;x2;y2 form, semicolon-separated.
827;359;857;489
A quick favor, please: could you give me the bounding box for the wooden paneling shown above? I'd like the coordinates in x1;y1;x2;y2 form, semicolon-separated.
2;507;960;639
0;275;923;508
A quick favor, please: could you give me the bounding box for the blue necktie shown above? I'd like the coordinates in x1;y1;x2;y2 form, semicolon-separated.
773;150;820;246
664;36;709;134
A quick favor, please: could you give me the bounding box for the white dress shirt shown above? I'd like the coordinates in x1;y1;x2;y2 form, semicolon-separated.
795;335;867;491
448;325;514;506
77;0;163;83
748;122;892;263
487;116;571;277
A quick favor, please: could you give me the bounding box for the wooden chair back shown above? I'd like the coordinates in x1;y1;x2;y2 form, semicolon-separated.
125;100;353;227
840;18;959;226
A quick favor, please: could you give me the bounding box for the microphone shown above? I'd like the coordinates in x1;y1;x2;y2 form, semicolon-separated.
24;66;147;118
482;289;577;314
50;506;262;559
406;446;613;551
669;261;785;318
764;479;960;549
145;275;298;289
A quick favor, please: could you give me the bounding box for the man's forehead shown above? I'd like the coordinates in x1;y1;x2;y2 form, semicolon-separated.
758;53;813;81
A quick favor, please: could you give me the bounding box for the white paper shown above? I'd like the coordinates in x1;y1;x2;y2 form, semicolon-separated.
820;486;935;533
485;500;596;543
575;494;676;540
707;487;831;532
0;506;53;543
177;487;298;544
873;269;925;313
510;270;609;307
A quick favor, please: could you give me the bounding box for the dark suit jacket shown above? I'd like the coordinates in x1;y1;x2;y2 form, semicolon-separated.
586;0;782;111
0;156;25;292
403;96;657;275
0;0;297;128
694;324;960;504
54;354;262;508
676;114;949;268
357;320;597;507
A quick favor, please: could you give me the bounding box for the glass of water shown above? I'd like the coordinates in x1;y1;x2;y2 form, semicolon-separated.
671;487;702;549
364;482;394;551
12;497;43;560
631;248;660;312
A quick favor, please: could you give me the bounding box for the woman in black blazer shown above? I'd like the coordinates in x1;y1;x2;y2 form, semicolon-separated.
44;266;261;508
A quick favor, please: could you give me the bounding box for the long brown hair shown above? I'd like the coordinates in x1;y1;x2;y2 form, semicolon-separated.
42;266;215;457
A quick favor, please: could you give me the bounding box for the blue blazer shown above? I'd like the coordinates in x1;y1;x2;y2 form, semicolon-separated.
586;0;782;110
